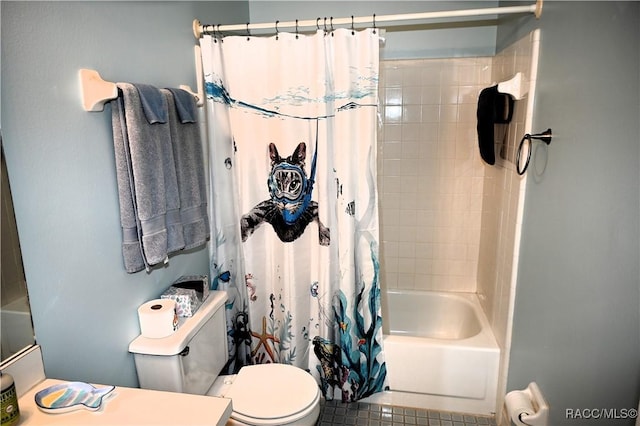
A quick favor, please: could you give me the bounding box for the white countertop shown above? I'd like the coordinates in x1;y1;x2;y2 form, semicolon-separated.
17;379;232;426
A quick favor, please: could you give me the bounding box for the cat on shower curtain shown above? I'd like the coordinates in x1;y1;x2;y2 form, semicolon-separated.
240;142;330;245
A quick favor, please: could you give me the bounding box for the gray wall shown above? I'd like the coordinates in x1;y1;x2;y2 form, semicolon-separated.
500;2;640;424
248;1;499;59
2;1;638;417
1;1;249;387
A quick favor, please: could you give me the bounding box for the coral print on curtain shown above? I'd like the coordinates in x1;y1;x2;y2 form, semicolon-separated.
200;28;386;402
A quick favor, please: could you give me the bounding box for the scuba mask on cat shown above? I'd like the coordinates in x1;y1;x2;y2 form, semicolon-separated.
267;142;316;225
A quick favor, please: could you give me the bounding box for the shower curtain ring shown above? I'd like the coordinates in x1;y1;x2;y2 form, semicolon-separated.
316;18;320;31
373;14;377;34
351;16;355;35
275;20;279;40
211;24;218;42
330;17;334;35
217;24;223;42
295;19;299;39
246;23;251;41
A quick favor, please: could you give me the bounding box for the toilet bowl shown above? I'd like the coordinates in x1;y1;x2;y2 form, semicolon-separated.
208;364;320;426
129;290;320;426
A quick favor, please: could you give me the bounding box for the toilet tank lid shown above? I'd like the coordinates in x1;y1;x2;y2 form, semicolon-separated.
128;290;228;356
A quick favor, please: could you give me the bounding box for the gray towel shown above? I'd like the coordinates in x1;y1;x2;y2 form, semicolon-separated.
111;94;145;273
111;83;184;272
162;88;210;250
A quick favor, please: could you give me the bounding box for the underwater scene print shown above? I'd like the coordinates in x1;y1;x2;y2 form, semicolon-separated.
202;29;386;401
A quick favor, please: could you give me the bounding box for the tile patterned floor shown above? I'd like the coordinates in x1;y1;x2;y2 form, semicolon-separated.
318;400;497;426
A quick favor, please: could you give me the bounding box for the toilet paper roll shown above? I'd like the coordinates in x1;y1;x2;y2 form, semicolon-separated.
505;390;535;426
138;299;178;338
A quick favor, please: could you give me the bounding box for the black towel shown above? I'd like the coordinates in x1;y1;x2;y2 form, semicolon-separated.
476;86;514;165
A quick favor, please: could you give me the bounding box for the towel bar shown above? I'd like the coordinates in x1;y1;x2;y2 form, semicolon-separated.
79;68;202;112
516;128;552;175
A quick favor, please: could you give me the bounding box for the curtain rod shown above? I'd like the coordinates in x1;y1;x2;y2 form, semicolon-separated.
193;0;542;39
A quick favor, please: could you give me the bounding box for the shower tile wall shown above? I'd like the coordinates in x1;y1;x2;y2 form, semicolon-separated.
378;58;492;292
477;31;538;351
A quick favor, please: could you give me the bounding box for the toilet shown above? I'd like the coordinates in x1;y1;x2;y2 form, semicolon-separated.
129;291;321;426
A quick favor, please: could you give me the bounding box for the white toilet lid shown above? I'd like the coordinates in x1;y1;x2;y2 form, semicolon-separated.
226;364;319;422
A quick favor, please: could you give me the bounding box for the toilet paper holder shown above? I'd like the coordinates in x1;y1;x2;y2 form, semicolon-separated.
505;382;549;426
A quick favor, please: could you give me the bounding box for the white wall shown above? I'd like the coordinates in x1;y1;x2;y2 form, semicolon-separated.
378;57;491;293
1;1;249;387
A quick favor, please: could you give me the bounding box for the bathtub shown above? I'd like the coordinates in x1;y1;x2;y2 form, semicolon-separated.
363;290;500;415
1;296;35;360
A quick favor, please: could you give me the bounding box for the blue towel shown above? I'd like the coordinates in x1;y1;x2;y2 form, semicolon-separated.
166;88;197;123
111;83;184;272
162;89;210;250
135;83;168;124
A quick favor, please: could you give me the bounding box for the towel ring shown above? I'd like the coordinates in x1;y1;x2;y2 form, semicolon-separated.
516;128;552;175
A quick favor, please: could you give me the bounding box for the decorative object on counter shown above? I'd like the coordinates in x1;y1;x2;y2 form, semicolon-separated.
171;275;210;303
516;128;552;175
1;372;20;426
161;287;201;317
34;382;115;414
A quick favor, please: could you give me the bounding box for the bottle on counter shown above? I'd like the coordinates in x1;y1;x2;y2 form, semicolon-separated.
1;372;20;426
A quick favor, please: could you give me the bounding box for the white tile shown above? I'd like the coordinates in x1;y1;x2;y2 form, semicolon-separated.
397;273;416;290
384;105;402;123
441;86;459;104
403;86;422;105
384;87;402;105
382;141;402;160
401;124;422;141
421;86;441;104
421;105;440;123
402;105;423;123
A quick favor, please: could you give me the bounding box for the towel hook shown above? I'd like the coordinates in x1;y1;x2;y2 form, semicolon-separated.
516;128;552;175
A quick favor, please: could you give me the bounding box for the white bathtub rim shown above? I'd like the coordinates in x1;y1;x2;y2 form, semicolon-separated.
384;290;499;349
379;289;500;416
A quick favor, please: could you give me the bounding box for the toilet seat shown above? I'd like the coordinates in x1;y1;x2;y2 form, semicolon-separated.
225;364;320;425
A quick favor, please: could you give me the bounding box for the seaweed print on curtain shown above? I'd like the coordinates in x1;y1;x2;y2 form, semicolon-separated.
200;28;386;402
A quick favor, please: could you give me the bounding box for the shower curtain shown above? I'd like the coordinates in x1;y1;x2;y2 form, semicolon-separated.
200;28;386;402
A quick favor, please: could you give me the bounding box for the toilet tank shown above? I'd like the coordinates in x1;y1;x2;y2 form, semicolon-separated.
129;290;229;395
